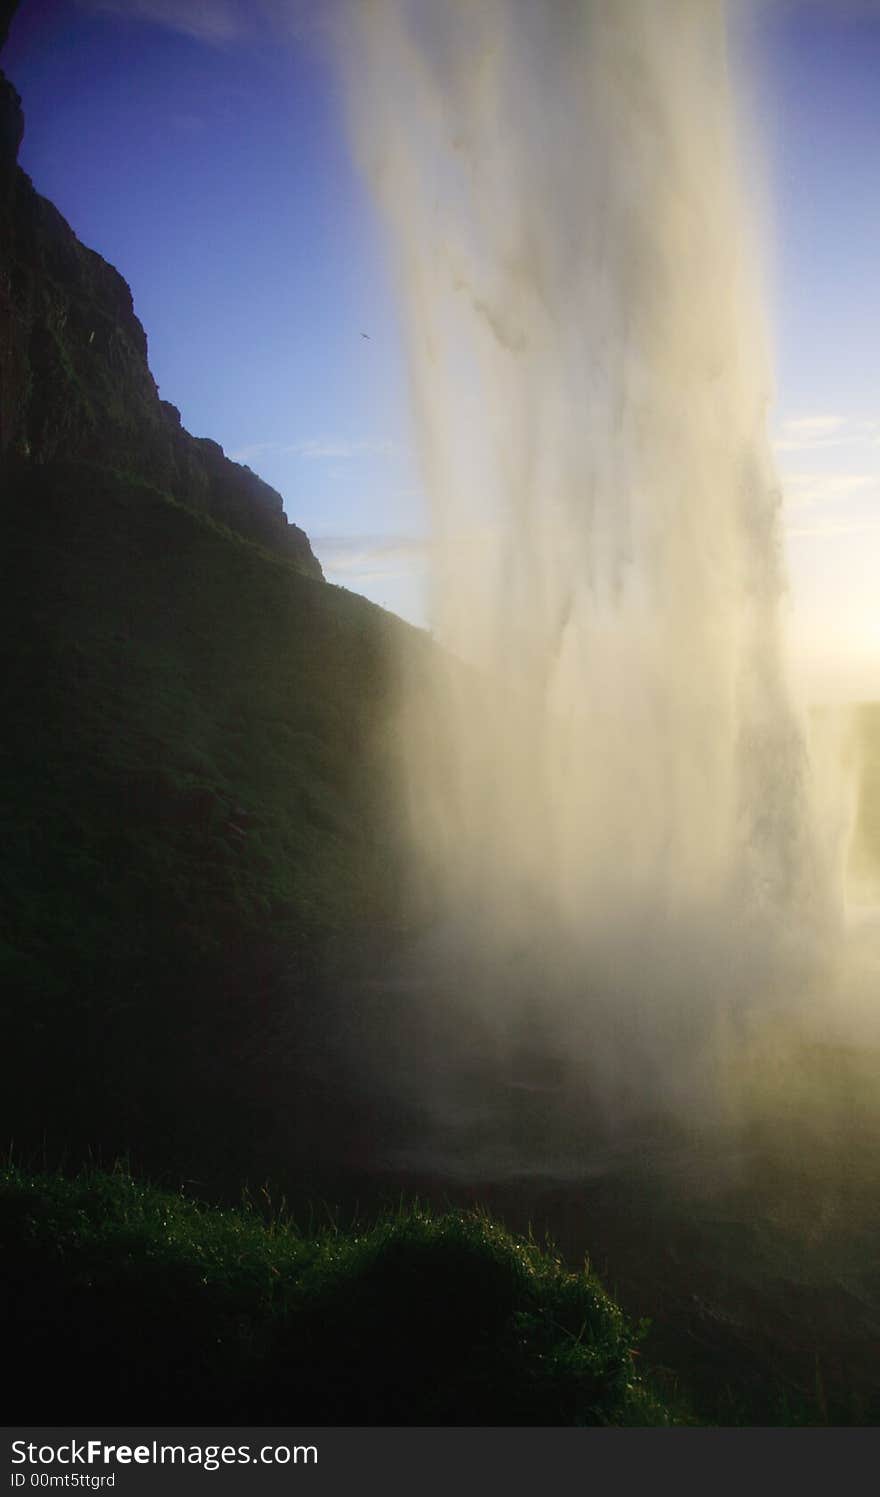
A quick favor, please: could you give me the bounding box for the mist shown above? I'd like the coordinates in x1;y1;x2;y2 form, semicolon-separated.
337;0;872;1172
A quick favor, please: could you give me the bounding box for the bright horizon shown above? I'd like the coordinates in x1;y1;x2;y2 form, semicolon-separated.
4;0;879;703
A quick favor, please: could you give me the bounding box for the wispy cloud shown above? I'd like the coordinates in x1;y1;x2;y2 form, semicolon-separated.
775;413;880;538
787;518;880;540
78;0;341;46
773;414;880;454
315;533;427;582
228;443;282;465
229;438;399;464
772;416;850;449
294;438;398;460
782;472;877;509
79;0;245;44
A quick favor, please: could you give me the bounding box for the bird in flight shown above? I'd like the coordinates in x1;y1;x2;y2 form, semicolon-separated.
361;332;371;339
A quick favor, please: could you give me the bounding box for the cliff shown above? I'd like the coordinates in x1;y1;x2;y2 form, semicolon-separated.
0;47;321;575
0;24;425;1179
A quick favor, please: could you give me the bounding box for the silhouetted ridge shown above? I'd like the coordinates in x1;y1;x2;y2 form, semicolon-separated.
0;19;420;1177
0;41;320;575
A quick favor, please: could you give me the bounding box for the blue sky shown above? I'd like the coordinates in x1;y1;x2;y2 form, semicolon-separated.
4;0;428;616
4;0;879;697
751;1;880;699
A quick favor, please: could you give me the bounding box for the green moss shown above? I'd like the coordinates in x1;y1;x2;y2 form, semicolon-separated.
0;1164;672;1425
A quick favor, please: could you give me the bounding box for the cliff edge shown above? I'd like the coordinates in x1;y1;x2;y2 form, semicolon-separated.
0;38;322;577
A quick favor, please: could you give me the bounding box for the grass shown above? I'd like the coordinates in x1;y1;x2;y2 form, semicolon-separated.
0;1164;675;1426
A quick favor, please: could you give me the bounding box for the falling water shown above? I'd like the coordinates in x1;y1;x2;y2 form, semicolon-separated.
341;0;855;1149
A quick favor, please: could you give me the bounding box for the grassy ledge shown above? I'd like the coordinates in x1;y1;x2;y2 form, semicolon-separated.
0;1164;675;1426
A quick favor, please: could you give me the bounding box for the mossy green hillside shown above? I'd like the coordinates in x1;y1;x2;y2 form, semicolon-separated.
0;1164;672;1425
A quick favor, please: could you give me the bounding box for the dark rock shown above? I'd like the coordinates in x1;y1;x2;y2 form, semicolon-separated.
0;2;20;56
0;56;323;580
0;68;21;172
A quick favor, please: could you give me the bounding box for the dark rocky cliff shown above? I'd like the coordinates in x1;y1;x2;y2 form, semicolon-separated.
0;37;321;576
0;10;420;1180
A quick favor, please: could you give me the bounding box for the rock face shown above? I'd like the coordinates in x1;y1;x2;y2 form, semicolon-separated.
0;37;322;579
